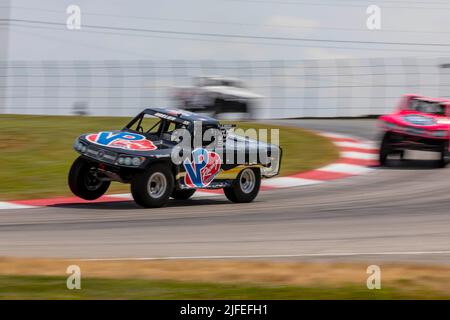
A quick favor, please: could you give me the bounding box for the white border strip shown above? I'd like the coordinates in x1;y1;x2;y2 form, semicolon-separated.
0;202;35;210
334;141;377;149
81;250;450;261
340;151;378;160
319;163;374;174
262;177;322;188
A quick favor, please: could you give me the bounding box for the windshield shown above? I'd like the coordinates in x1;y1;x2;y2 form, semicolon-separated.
409;99;446;116
126;113;188;138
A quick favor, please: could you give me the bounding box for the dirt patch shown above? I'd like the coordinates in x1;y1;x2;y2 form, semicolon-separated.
1;257;449;294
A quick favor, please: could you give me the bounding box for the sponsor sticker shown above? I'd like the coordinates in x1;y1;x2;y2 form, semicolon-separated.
86;131;157;151
403;115;435;126
183;148;221;188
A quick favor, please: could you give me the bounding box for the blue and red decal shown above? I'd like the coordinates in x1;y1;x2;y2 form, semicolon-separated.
86;132;157;151
183;148;221;188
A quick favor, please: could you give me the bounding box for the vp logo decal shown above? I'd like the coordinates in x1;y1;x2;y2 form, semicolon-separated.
86;132;157;151
183;148;221;188
403;115;435;126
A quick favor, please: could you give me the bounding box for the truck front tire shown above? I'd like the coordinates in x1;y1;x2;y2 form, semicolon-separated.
379;132;392;166
438;141;450;168
131;164;174;208
68;156;110;200
224;168;261;203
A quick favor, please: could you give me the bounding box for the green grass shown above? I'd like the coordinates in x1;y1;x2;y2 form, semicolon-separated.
0;115;338;200
1;275;444;300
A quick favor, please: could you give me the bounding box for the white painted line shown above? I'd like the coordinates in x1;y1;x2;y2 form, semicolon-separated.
262;177;322;188
108;193;133;199
0;202;35;210
319;132;355;140
81;250;450;261
340;151;378;160
334;141;377;150
319;163;374;175
319;132;377;147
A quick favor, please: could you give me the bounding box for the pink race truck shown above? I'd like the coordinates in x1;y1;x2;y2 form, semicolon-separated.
378;94;450;167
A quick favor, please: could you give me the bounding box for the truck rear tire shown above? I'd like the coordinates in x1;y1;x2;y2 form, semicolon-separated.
68;156;110;200
224;168;261;203
131;164;174;208
171;189;196;200
438;141;449;168
379;133;392;166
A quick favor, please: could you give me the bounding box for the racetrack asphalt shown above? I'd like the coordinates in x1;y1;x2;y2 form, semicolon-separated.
1;119;450;264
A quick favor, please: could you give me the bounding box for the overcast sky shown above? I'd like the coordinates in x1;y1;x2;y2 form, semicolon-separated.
2;0;450;61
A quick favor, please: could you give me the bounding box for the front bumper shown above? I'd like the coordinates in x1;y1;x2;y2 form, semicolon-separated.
387;131;449;152
73;139;146;168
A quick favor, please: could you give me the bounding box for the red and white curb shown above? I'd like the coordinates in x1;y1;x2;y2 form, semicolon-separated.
0;132;378;210
261;132;377;189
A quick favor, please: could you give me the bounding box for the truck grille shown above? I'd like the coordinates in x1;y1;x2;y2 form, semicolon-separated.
405;126;424;135
85;145;118;164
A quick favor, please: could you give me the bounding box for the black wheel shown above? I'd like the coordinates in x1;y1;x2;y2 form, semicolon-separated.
68;156;110;200
131;164;174;208
379;133;392;166
213;98;224;116
224;168;261;203
438;141;449;168
171;189;196;200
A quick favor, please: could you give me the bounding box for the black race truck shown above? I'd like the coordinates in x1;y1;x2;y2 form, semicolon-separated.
69;108;281;207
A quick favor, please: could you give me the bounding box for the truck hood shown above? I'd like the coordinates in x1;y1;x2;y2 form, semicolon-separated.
79;130;171;157
379;111;450;130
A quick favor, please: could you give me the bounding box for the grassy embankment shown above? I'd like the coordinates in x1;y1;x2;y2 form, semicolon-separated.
1;258;449;299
